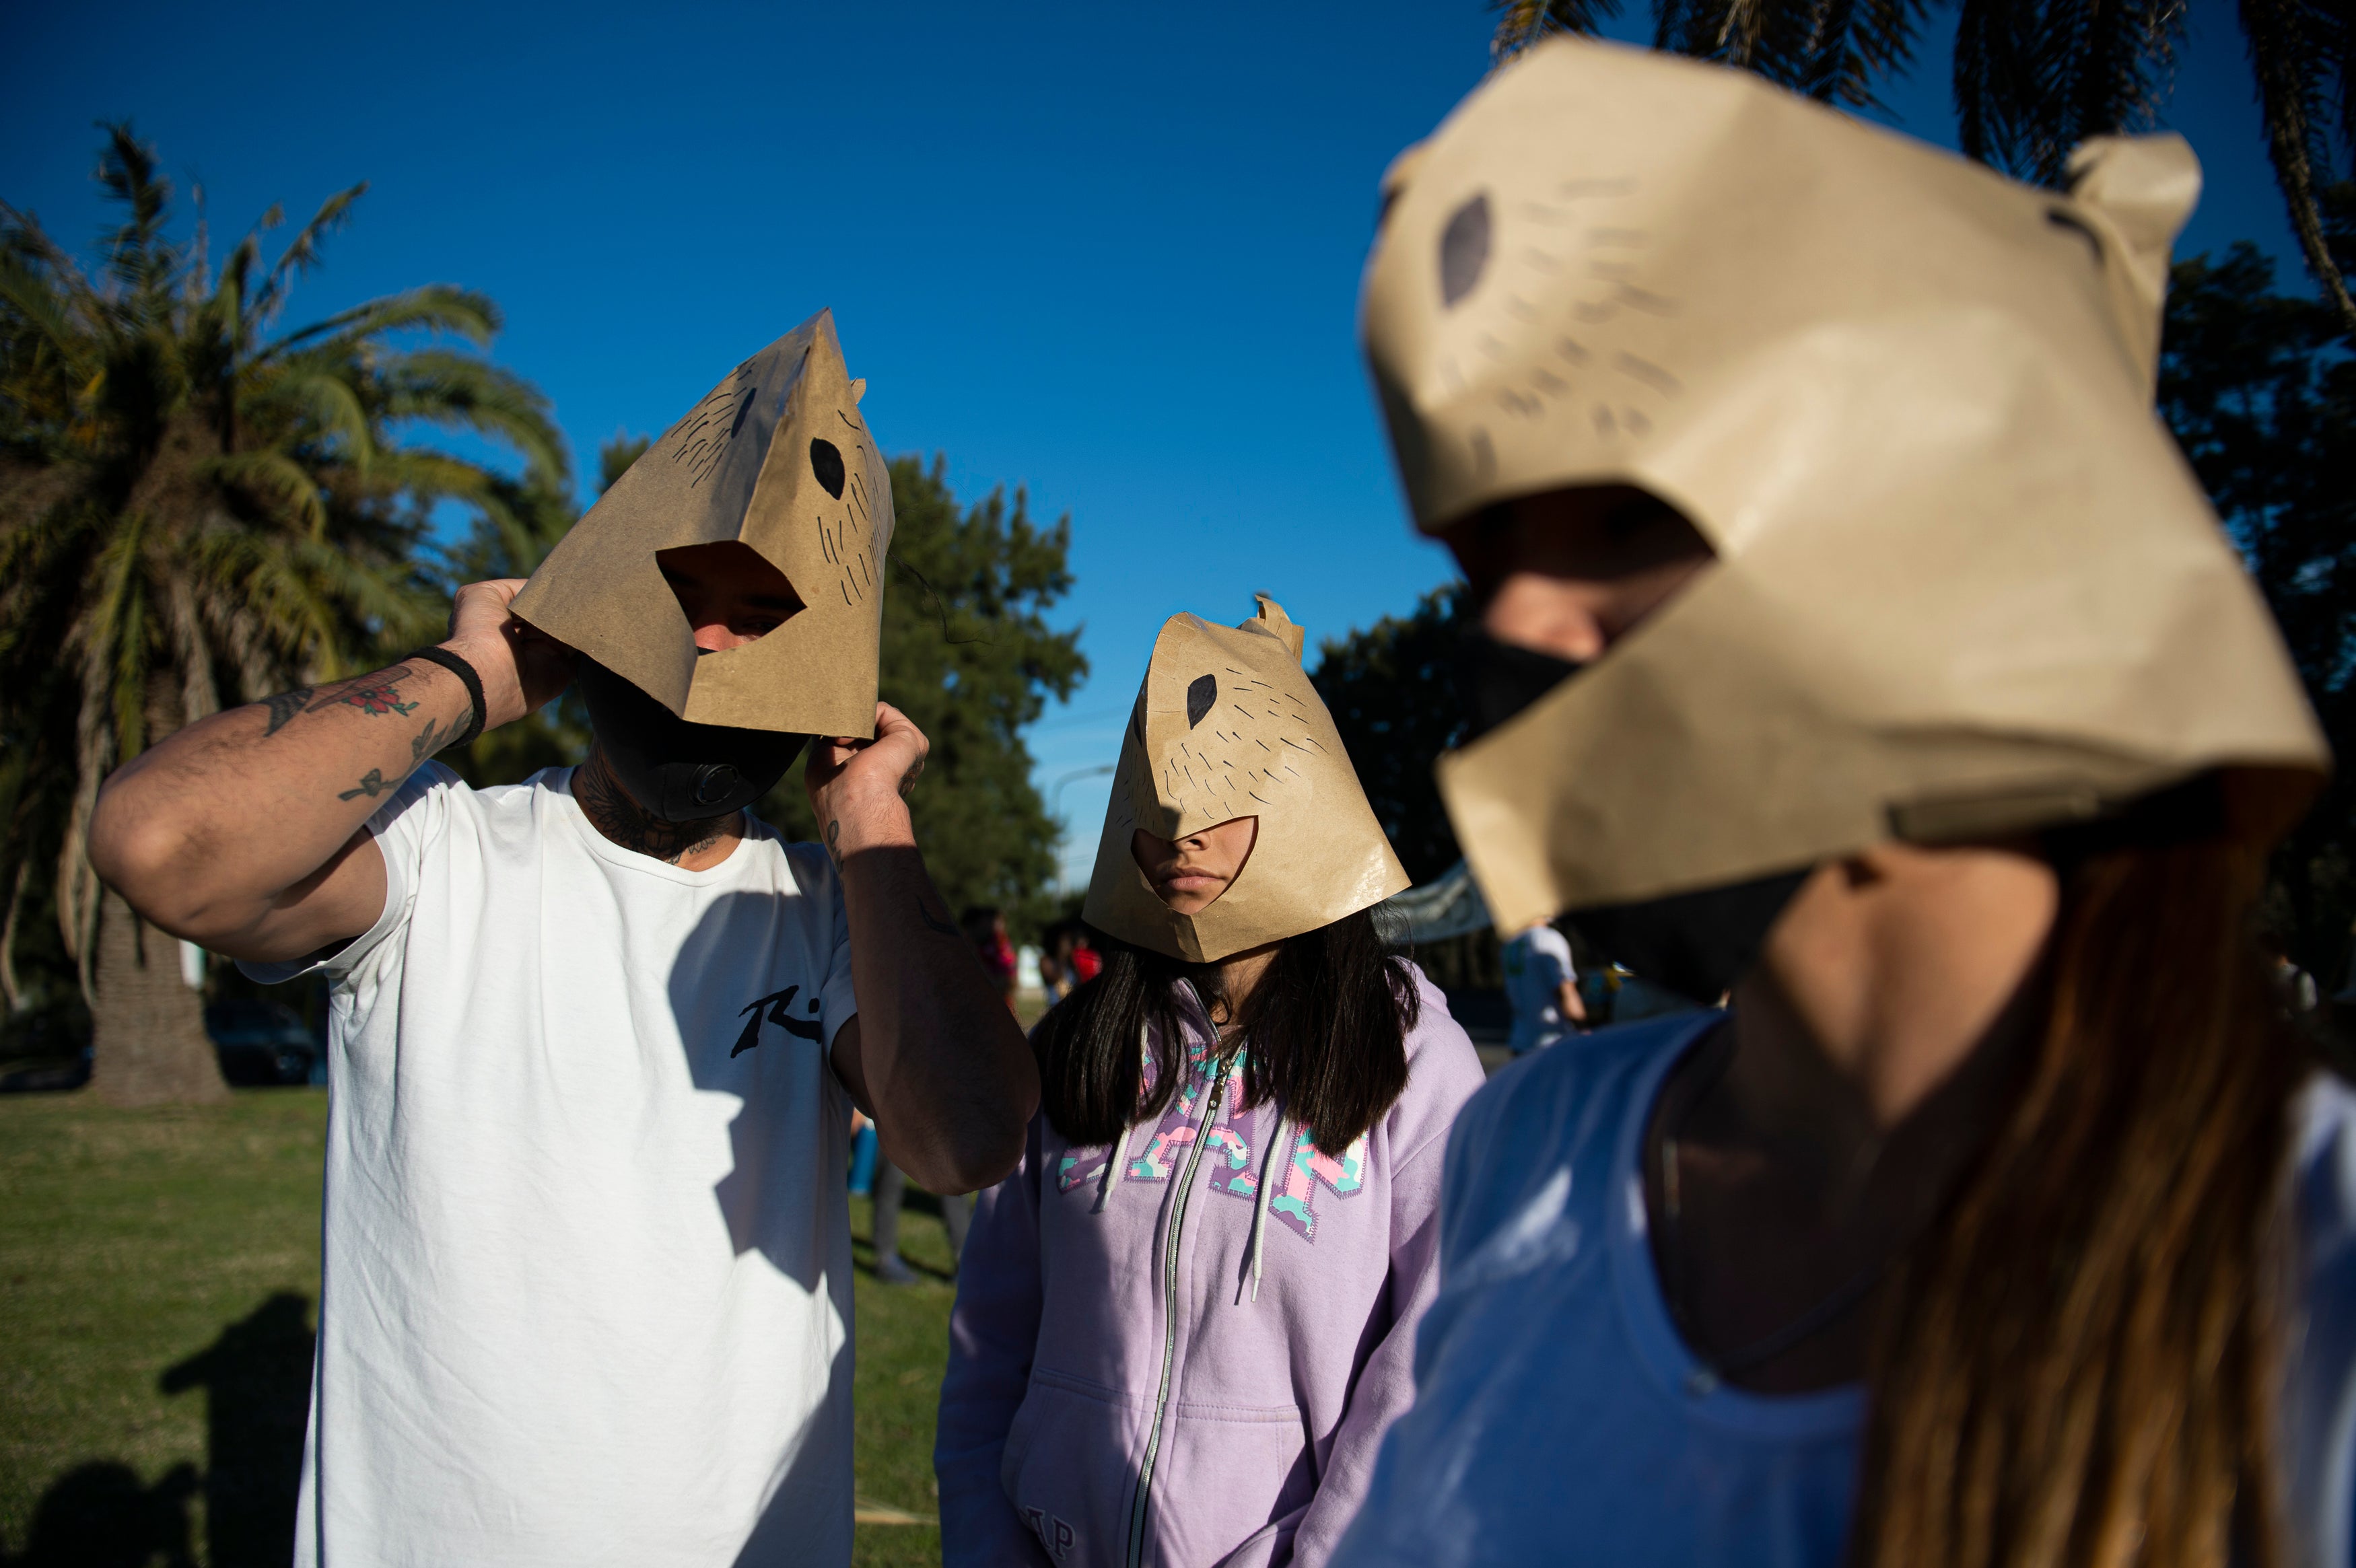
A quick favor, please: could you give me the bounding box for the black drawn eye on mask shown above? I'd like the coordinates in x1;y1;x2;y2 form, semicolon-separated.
1440;191;1492;308
1185;674;1217;729
809;438;846;499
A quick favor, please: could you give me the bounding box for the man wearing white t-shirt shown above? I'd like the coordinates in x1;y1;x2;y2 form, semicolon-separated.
90;563;1034;1565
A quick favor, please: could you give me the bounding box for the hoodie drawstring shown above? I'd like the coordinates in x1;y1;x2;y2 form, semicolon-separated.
1094;1021;1150;1214
1242;1113;1288;1306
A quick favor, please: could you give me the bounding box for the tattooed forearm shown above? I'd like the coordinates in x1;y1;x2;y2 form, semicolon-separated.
410;715;462;766
255;665;422;740
331;670;421;719
262;688;316;737
825;820;841;864
897;758;924;799
325;713;460;808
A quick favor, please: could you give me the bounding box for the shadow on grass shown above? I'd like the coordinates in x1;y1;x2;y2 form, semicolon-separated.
3;1293;312;1568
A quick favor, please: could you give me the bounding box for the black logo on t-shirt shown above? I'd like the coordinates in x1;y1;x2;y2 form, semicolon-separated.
732;985;825;1057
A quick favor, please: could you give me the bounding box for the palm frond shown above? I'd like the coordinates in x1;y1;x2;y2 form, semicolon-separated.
375;349;566;480
2238;0;2356;326
251;183;368;327
249;367;376;477
92;123;182;325
201;450;328;536
1490;0;1631;60
0;250;101;385
258;283;501;360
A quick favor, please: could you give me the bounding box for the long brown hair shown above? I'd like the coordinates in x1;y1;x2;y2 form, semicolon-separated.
1850;832;2306;1568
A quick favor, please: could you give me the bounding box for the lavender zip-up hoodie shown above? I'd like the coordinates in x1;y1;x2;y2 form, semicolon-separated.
937;966;1485;1568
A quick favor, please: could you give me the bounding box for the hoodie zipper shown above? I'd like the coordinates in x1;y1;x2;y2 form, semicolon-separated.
1125;985;1229;1568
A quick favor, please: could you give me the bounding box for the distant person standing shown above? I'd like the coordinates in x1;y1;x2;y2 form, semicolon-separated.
965;906;1018;1013
1502;920;1585;1055
869;1156;972;1285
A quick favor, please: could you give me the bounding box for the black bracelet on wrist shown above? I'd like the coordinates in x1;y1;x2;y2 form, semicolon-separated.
405;645;487;751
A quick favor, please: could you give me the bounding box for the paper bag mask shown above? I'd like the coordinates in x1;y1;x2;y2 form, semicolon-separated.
513;309;893;738
1083;599;1412;964
1359;40;2327;935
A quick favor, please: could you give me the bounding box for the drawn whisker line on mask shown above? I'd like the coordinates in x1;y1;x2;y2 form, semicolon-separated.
891;558;992;647
1614;284;1676;314
836;409;860;431
1614;352;1681;394
1558;336;1592;363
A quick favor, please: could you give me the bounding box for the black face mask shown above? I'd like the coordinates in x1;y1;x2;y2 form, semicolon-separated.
1461;631;1585;742
1457;631;1808;1004
576;658;809;824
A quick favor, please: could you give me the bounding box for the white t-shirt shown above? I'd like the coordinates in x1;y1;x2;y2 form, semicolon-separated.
1502;925;1578;1054
245;763;860;1567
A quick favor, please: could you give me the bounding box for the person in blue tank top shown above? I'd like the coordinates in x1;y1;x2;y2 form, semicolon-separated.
1337;39;2356;1568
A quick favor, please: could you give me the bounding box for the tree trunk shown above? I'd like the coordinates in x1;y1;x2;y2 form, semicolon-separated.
88;888;226;1106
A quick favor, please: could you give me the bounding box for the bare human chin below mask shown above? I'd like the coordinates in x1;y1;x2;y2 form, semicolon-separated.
1132;817;1260;916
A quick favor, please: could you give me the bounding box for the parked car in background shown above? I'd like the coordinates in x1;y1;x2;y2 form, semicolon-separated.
205;999;318;1086
0;1007;94;1093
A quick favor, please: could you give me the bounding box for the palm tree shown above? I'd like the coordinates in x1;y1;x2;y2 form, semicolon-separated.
1492;0;2356;326
0;124;566;1105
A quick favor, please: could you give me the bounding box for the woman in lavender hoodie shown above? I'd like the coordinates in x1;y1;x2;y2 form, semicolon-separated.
936;600;1486;1568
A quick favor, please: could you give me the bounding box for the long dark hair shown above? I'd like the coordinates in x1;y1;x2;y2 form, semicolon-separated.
1850;831;2303;1568
1033;907;1420;1153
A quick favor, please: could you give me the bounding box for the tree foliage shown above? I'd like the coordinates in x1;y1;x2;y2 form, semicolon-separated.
1311;583;1474;886
1490;0;2356;328
755;456;1085;931
0;124;564;1094
2159;188;2356;981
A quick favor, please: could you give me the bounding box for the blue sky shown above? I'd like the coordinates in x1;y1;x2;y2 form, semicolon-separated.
0;1;2310;888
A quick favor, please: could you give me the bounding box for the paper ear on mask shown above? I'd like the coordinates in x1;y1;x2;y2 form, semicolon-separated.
1359;40;2324;935
1082;599;1410;964
512;308;894;738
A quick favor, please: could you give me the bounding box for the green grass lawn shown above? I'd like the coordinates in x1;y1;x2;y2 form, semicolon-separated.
0;1088;959;1567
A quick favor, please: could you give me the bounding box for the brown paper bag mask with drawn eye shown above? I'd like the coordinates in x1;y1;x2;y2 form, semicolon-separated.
1082;598;1412;964
1358;39;2328;938
512;308;894;739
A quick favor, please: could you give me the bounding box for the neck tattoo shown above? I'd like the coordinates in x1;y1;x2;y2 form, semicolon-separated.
574;750;737;865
